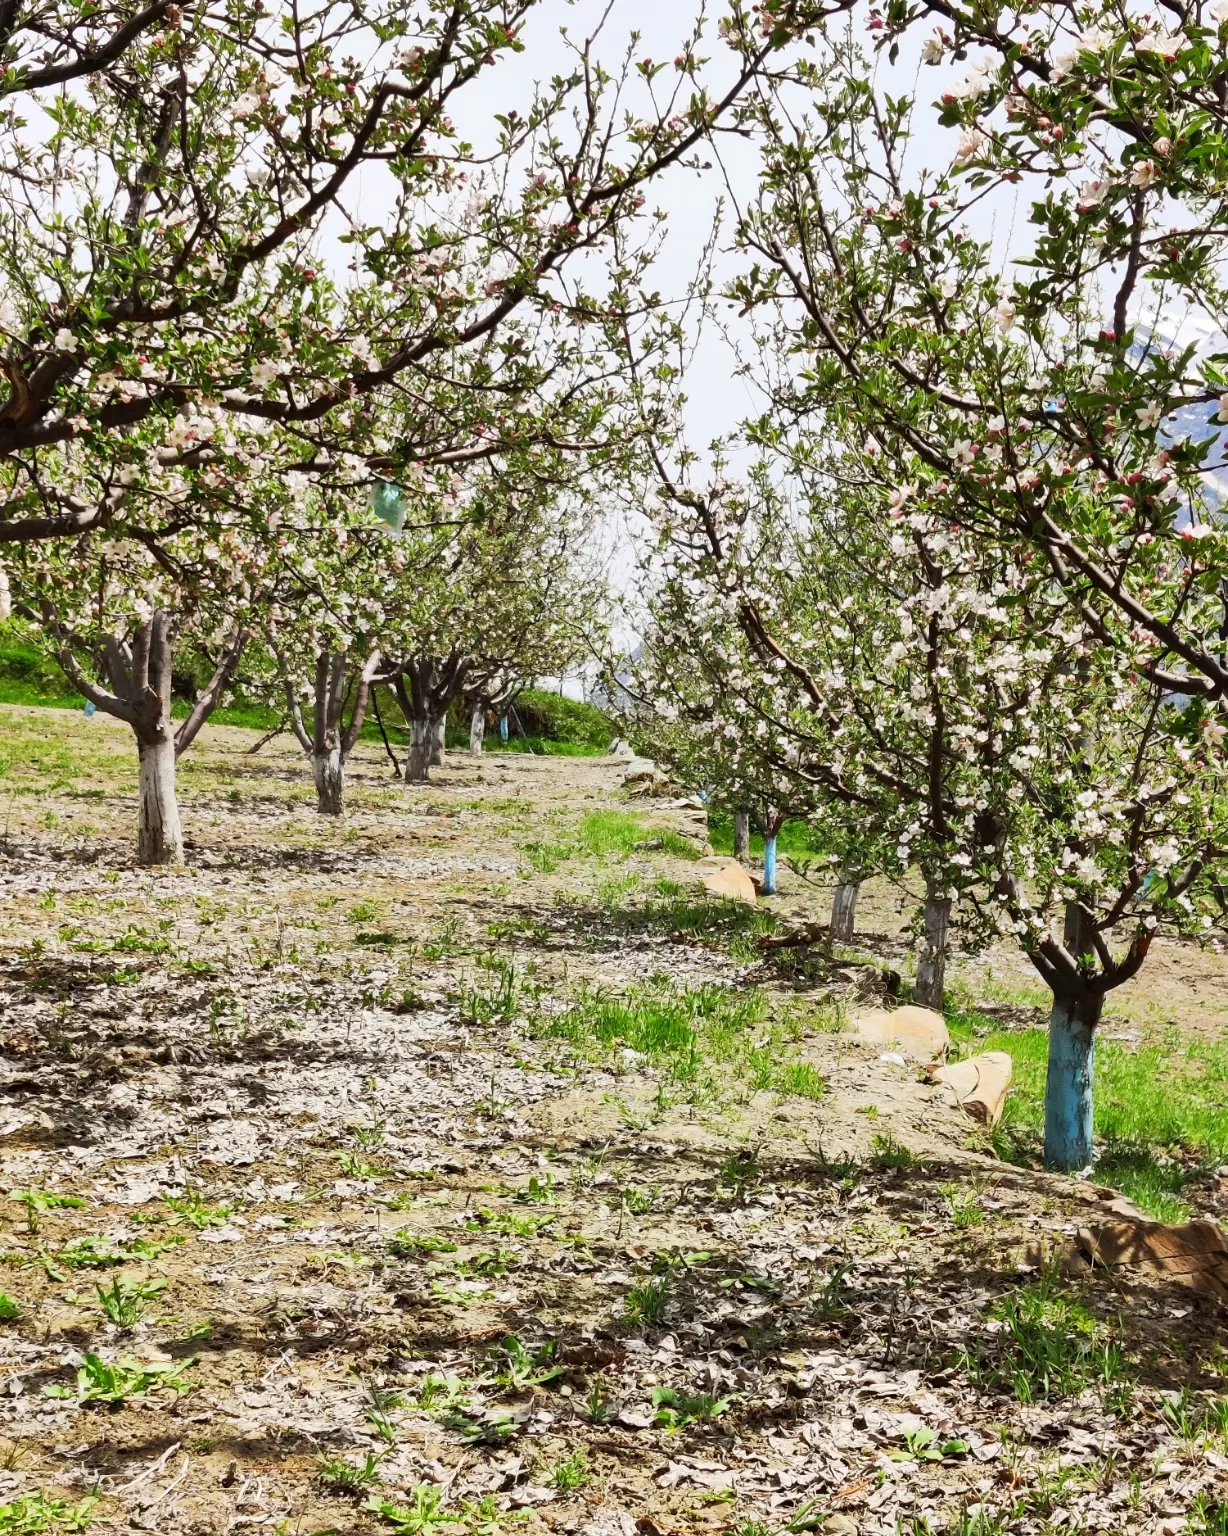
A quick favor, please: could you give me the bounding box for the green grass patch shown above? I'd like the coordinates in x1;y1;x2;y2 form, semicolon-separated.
521;810;699;873
957;1268;1131;1406
598;883;778;960
483;734;603;758
494;687;614;749
706;810;828;860
536;976;823;1102
949;1007;1228;1218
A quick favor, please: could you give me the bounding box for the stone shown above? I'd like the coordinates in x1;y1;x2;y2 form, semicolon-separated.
1072;1219;1228;1303
700;861;757;905
851;1004;949;1063
930;1051;1013;1125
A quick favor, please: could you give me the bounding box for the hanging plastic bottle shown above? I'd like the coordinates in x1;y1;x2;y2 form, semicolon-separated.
370;481;406;536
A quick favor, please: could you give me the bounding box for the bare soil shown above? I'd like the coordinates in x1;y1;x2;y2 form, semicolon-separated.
0;705;1224;1535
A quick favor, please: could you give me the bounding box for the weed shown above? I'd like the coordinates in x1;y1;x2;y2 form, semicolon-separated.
480;1336;563;1392
716;1152;761;1203
781;1505;828;1534
95;1275;166;1329
813;1262;856;1320
440;1406;520;1446
1192;1496;1228;1536
339;1152;383;1179
9;1188;84;1235
421;917;462;960
515;1173;557;1205
1203;1396;1228;1444
586;1381;612;1423
0;1492;97;1532
651;1386;731;1430
1159;1390;1228;1447
457;958;518;1025
356;930;402;948
550;1449;590;1493
771;1060;827;1100
113;927;169;955
623;1274;670;1328
460;1493;513;1536
348;902;381;923
941;1181;987;1229
462;1248;517;1278
46;1234;183;1274
430;1279;494;1308
889;1427;970;1462
0;1295;18;1322
488;917;550;944
44;1352;194;1405
160;1185;235;1234
621;1186;656;1214
367;1485;457;1536
870;1133;916;1170
521;810;697;876
362;1382;405;1445
410;1374;469;1413
957;1270;1132;1404
319;1453;383;1495
388;1231;457;1259
1096;1141;1197;1223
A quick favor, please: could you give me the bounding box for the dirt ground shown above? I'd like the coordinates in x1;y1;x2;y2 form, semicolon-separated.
0;704;1225;1535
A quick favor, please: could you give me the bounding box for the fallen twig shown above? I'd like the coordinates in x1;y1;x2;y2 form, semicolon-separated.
756;923;831;952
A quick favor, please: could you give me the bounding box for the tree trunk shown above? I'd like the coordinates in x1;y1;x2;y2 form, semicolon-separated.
430;714;446;767
831;878;860;942
405;718;432;783
1044;991;1102;1172
137;731;184;866
733;809;750;862
469;701;486;755
761;835;778;896
914;887;951;1010
313;746;344;816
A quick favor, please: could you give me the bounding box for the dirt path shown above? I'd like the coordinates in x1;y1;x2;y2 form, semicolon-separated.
0;705;1224;1535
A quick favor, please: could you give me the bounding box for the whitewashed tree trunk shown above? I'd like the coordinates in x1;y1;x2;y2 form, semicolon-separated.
733;809;750;862
313;746;344;816
915;886;951;1010
831;878;860;942
405;718;432;783
137;732;184;866
469;701;486;755
430;714;446;766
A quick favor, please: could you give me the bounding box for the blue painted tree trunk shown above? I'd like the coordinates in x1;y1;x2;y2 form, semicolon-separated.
762;835;778;896
499;715;509;742
1044;995;1101;1172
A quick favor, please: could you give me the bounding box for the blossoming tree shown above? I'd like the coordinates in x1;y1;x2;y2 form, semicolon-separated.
1;0;811;547
632;419;1228;1167
2;420;280;862
720;0;1228;708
